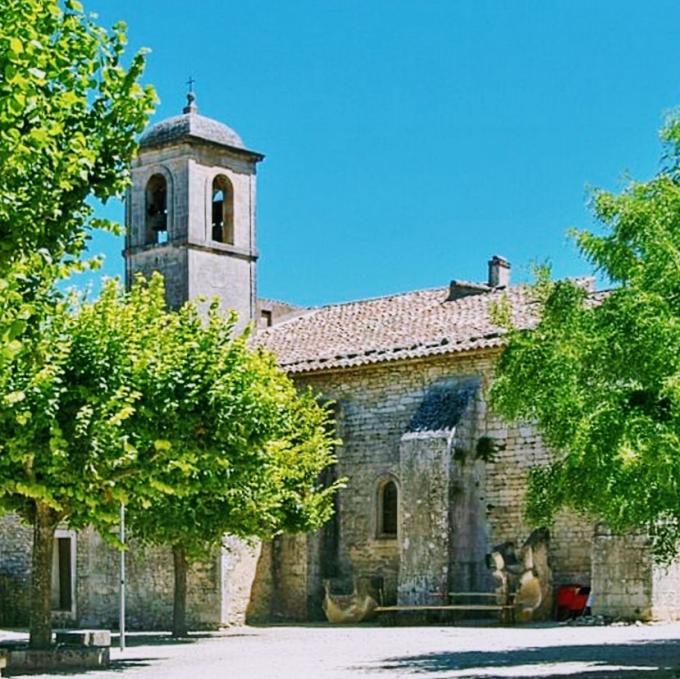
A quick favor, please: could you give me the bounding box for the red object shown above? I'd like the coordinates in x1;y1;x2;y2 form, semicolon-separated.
572;589;589;612
556;585;579;608
556;585;589;620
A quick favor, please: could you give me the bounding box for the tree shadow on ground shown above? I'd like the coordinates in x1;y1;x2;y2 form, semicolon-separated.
360;638;680;678
110;631;218;647
4;658;155;677
2;635;207;677
2;630;262;676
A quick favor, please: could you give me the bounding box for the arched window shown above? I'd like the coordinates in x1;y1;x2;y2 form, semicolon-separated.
377;479;398;538
145;174;168;244
211;175;234;244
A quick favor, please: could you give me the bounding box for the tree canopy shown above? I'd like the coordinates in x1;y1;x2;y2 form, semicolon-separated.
0;0;340;645
0;271;341;643
0;0;159;650
122;275;340;636
0;275;175;648
490;113;680;561
0;0;155;271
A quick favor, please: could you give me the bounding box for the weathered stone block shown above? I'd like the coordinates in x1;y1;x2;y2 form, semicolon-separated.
3;646;109;672
55;629;111;647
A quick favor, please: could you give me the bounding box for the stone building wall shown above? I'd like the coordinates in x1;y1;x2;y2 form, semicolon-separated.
272;535;310;620
126;244;188;310
591;526;680;621
0;514;257;631
75;528;223;630
0;514;32;626
398;432;454;603
220;537;266;626
6;342;680;624
292;348;593;617
650;556;680;620
591;528;653;620
126;142;259;330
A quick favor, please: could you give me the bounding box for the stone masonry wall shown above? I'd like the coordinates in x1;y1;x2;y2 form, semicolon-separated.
449;391;491;593
0;511;275;630
651;555;680;620
272;535;309;620
591;528;653;620
399;433;452;604
0;514;32;626
592;526;680;621
293;349;593;614
77;528;223;630
0;515;227;631
0;348;596;627
127;142;258;330
127;244;188;310
220;536;265;626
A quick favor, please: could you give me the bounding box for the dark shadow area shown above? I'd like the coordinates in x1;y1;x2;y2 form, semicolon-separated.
0;633;223;677
248;621;341;628
4;658;155;677
110;631;215;647
0;634;204;653
360;638;680;678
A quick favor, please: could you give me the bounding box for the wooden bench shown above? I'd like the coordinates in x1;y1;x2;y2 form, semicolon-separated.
375;591;516;625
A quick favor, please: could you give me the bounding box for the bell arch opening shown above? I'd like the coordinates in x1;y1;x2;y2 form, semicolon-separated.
145;174;168;245
211;175;234;245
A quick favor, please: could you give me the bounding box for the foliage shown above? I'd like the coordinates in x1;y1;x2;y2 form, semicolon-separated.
475;436;503;463
490;112;680;561
123;275;341;560
0;0;156;522
0;273;131;650
116;275;340;636
0;274;174;533
0;0;156;272
0;0;155;647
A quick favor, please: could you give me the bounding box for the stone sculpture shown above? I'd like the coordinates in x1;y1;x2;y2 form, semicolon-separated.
322;579;378;624
488;528;552;621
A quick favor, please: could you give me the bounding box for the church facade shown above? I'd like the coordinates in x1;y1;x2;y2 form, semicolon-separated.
1;100;680;629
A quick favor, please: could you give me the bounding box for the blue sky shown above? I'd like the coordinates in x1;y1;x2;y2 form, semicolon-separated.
83;0;680;306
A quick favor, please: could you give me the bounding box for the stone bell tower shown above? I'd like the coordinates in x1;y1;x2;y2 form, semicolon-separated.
124;91;264;330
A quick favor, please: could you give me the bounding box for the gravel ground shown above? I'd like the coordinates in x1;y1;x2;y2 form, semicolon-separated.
3;622;680;678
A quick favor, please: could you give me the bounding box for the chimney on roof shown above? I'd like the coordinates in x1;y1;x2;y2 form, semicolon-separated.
488;255;510;289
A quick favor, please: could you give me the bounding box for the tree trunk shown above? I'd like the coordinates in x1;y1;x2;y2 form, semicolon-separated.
172;544;189;638
29;502;57;649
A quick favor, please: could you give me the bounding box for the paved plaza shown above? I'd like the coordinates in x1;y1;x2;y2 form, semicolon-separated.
4;622;680;678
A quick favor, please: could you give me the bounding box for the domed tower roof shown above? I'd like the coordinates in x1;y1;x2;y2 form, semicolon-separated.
139;92;262;158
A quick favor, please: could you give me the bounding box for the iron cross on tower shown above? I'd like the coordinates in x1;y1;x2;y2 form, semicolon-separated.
184;76;198;113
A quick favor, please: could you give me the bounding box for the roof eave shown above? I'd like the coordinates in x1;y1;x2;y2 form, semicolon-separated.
140;134;265;161
278;339;506;377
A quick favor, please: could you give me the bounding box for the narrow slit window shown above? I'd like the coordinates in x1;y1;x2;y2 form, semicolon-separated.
51;536;73;611
145;174;168;244
211;175;234;244
378;480;398;538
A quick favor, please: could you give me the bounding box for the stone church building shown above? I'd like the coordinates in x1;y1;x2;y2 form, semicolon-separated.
2;97;680;629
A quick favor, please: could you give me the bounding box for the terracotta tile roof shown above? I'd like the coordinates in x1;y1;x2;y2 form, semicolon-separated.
255;283;540;374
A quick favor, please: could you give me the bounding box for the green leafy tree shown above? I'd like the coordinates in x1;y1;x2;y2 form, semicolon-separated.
0;276;177;648
0;0;156;271
0;1;154;647
490;112;680;561
123;277;341;637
